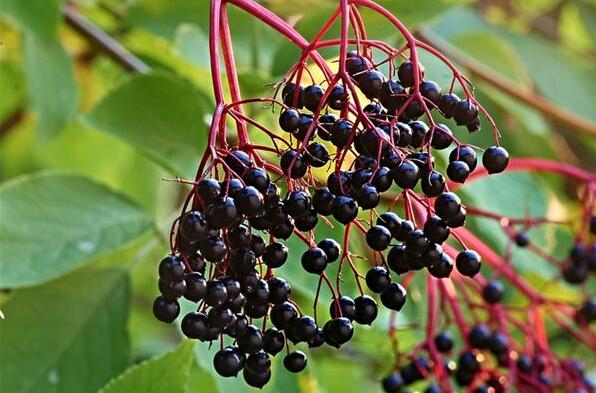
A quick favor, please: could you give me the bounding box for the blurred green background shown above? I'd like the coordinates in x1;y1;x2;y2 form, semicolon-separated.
0;0;594;392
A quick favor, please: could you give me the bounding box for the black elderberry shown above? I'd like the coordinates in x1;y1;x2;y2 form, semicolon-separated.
221;178;244;198
199;235;228;262
246;351;271;374
359;127;390;156
354;295;378;325
469;324;491;349
284;190;312;218
243;367;271;388
280;149;308;178
313;187;335;216
213;346;245;377
306;142;330;168
420;243;443;268
302;85;325;112
308;328;325;348
197;178;221;205
381;282;407;311
295;210;319;232
428;253;453;278
449;145;478;171
270;301;298;329
184;272;207;302
453;100;478;126
205;197;238;229
514;232;529;247
227;224;252;250
226;314;249;338
377;212;401;238
395;122;413;147
346;55;370;77
405;229;430;255
435;192;461;221
388;245;409;275
243;167;270;194
205;280;228;307
294;113;315;142
359;70;385;99
279;109;301;132
409;120;428;148
424;216;450;244
488;331;509;355
398;60;424;87
329;119;352;148
152;296;180;323
208;306;234;330
395;219;415;242
301;247;328;274
181;311;208;339
329;295;356;320
438;93;460;118
284;351;307;373
332;195;359;224
366;266;391;293
187;252;206;272
366;225;392;251
267;277;291;304
576;298;596;324
445;206;466;228
379;80;406;111
382;372;404;393
392;159;420;189
456;249;482;277
158;255;185;283
245;279;269;305
447;160;471;183
434;331;454;353
400;357;429;384
430;124;453;150
482;280;504;304
244;301;269;319
482;146;509;174
516;355;533;373
458;350;482;374
250;235;266;258
327;84;348;110
262;328;285;355
467;117;481;133
237;325;263;354
327;171;352;196
323;317;354;348
317;113;338;141
235;186;264;218
421;171;445;197
372;166;393;192
420;80;442;105
356;185;380;210
318;238;340;262
179;211;209;242
158;278;186;300
269;216;295;239
224;150;253;175
282;82;304;108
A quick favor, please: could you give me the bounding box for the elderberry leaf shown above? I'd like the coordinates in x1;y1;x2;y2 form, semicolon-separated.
98;340;195;393
0;0;62;39
0;268;130;393
84;72;209;178
0;172;153;288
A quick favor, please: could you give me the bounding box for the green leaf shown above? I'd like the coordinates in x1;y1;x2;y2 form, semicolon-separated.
0;0;62;39
0;268;130;393
0;172;153;288
24;35;78;141
98;340;195;393
84;72;210;177
0;61;26;121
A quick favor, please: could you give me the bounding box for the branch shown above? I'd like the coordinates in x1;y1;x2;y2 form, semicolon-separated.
415;27;596;138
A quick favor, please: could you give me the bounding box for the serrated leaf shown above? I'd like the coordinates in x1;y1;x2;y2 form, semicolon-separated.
0;0;62;39
84;72;209;177
98;340;195;393
0;172;153;288
0;268;130;393
24;34;78;141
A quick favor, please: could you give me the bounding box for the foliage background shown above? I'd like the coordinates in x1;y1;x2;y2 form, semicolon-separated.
0;0;594;392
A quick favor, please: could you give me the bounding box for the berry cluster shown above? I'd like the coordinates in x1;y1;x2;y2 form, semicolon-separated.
152;0;595;391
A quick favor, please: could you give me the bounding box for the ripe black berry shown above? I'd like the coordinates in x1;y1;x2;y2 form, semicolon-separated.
268;277;291;304
395;122;413;147
280;149;308;178
243;367;271;389
158;255;185;283
199;235;228;262
227;224;252;250
514;232;529;247
205;197;238;229
306;142;330;168
482;146;509;174
354;295;378;325
356;185;380;210
449;145;478;171
205;280;228;307
438;93;460;118
456;249;482;277
458;350;482;374
420;80;441;104
284;351;307;373
392;159;419;189
270;301;298;330
327;84;347;110
447;160;471;183
213;346;245;377
435;192;462;221
303;85;325;112
434;331;454;353
380;282;407;311
366;266;391;293
453;100;478;126
179;211;209;242
423;216;450;244
242;167;270;193
279;109;300;132
323;317;354;348
152;296;180;323
430;124;453;150
329;295;356;320
421;171;445;197
469;324;491;349
284;190;312;218
158;278;186;300
359;70;385;99
235;186;264;218
181;311;208;339
405;229;430;255
332;195;359;224
263;242;288;268
184;272;207;302
312;187;335;216
382;373;404;393
482;280;504;304
388;245;409;274
208;306;234;329
237;325;263;354
282;82;304;108
409;120;428;148
366;225;392;251
197;179;221;205
301;247;328;274
329;119;352;148
262;328;285;355
398;60;424;87
428;253;453;278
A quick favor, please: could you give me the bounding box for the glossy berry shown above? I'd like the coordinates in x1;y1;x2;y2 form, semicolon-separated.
398;60;424;87
208;307;234;330
456;249;482;277
184;272;207;302
435;192;462;221
243;367;271;389
483;146;509;174
327;84;347;110
377;212;401;239
224;150;253;175
205;280;228;307
354;295;378;325
357;185;380;210
284;190;312;218
392;160;419;189
205;197;238;229
312;187;335;216
366;266;391;293
263;242;288;268
409;120;429;148
235;186;264;218
303;85;325;112
330;119;352;148
301;247;328;274
428;253;453;278
447;160;470;183
388;245;409;275
381;283;407;311
270;301;298;330
366;225;392;251
179;211;209;242
268;277;291;304
453;100;478;126
329;295;356;320
449;145;478;171
282;82;303;108
438;93;460;118
158;278;186;300
280;149;308;178
346;55;370;77
405;229;430;255
434;331;454;353
262;328;285;355
359;70;385;99
181;311;208;339
323;317;354;348
284;351;307;373
197;178;221;205
279;109;300;132
514;232;529;247
243;167;270;193
421;171;445;197
431;124;453;150
395;122;413;147
332;195;359;224
318;238;341;262
423;216;450;244
152;296;180;323
306;142;329;168
289;315;318;343
382;373;404;393
158;256;185;283
458;350;482;374
469;324;491;349
213;346;245;377
237;325;263;354
482;280;504;304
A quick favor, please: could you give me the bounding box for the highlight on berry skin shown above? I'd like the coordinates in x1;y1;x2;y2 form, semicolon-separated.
147;1;595;392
